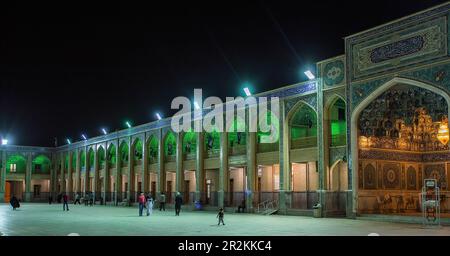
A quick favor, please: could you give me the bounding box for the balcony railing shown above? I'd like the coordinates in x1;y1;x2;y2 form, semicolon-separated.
229;144;246;155
184;153;196;161
291;136;317;149
165;155;176;162
205;148;220;158
257;143;279;153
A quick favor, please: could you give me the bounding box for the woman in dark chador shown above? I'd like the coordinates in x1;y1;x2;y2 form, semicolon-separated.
10;195;20;210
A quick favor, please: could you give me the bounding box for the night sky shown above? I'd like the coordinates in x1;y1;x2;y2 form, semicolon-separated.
0;1;447;147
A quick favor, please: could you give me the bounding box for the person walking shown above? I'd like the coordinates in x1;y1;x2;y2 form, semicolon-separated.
10;195;20;210
217;208;225;225
63;193;69;211
146;194;153;216
84;193;89;206
175;192;183;216
138;193;146;216
159;192;166;211
74;193;81;205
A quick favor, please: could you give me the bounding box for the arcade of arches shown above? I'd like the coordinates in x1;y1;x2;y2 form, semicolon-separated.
0;4;449;221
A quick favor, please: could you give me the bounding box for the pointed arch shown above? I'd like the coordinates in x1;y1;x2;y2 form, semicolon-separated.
119;140;129;166
6;154;26;173
288;101;318;149
350;77;450;214
107;143;117;166
97;146;106;169
32;154;51;174
146;135;159;164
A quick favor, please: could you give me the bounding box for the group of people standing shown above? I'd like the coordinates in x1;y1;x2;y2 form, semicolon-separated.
138;193;155;216
138;191;184;217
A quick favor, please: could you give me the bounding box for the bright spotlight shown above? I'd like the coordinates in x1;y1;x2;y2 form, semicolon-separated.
102;128;107;135
304;70;315;80
66;139;71;144
156;113;162;120
1;139;7;145
81;134;87;140
126;121;132;128
243;87;251;97
194;101;201;110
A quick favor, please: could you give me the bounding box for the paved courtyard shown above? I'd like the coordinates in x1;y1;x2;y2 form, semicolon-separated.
0;203;448;236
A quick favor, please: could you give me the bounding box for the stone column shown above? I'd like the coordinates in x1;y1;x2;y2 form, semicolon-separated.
127;137;135;203
195;131;204;205
317;84;326;218
67;152;73;196
60;153;66;194
103;144;110;204
246;131;256;212
218;131;228;208
279;100;289;214
175;132;183;195
84;147;89;196
76;149;81;194
142;137;149;194
25;153;32;202
114;140;122;205
157;129;165;197
93;146;100;201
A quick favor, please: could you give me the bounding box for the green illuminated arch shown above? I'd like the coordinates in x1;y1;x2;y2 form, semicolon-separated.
290;103;317;148
80;150;86;169
147;136;159;162
205;126;220;151
182;129;197;154
88;148;95;169
72;152;77;170
6;154;26;173
119;141;129;165
133;138;143;163
228;116;246;147
164;131;176;157
64;154;69;170
330;98;347;146
107;144;116;166
98;146;105;169
32;155;51;174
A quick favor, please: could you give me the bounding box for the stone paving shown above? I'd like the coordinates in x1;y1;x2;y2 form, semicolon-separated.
0;203;449;236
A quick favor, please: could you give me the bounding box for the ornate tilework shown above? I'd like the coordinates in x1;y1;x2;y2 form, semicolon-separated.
382;162;401;189
330;146;347;166
347;9;449;81
323;59;345;87
284;94;317;116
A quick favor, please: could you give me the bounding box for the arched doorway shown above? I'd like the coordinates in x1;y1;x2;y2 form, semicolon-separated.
351;77;450;216
288;102;318;210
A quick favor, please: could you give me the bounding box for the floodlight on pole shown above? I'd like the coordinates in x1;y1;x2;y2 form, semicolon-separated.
304;70;315;80
243;87;251;97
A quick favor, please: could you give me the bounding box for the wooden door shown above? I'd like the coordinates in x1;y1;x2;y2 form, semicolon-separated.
4;181;11;202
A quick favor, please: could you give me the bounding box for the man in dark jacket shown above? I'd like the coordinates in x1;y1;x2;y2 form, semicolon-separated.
175;192;183;216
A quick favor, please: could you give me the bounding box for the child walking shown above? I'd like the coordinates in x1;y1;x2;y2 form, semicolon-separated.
217;208;225;226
